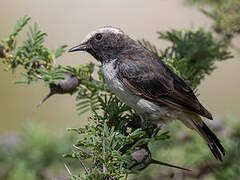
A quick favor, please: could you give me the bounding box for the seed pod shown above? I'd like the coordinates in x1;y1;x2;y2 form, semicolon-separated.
130;147;190;171
38;72;80;106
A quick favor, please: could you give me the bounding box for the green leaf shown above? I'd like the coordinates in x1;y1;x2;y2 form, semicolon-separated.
54;45;67;58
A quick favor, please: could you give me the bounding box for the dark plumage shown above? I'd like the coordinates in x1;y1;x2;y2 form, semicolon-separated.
69;27;225;161
116;47;213;120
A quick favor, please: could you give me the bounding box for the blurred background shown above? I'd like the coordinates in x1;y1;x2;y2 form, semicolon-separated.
1;0;240;134
0;0;239;180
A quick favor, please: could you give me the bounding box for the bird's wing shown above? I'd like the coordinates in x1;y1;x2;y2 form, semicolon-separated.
117;55;212;119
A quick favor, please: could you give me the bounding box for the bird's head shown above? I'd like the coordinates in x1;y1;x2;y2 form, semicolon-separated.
69;26;127;63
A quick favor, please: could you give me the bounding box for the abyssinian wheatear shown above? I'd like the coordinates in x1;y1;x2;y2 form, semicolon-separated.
69;27;225;161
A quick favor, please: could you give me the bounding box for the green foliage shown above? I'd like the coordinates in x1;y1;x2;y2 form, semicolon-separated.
139;116;240;180
140;28;231;89
184;0;219;6
0;16;68;86
7;15;31;49
0;122;76;180
159;29;231;88
213;143;240;180
0;13;237;180
6;162;38;180
201;0;240;33
65;63;108;115
65;81;169;179
185;0;240;42
212;120;240;180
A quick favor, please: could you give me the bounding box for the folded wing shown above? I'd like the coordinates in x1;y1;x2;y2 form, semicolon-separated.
117;54;212;120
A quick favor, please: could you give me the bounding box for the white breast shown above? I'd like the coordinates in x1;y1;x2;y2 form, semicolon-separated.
102;60;178;123
102;60;141;109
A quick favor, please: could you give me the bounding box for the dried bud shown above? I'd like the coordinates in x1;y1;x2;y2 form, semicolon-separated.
38;72;80;106
130;147;190;171
0;44;5;58
131;147;151;169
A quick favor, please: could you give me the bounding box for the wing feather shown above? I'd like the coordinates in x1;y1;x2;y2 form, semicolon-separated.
117;54;212;120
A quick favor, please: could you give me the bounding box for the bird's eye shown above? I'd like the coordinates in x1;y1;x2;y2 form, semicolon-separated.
95;33;103;41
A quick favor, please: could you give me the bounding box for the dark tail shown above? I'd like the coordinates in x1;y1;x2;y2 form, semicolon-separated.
193;120;225;161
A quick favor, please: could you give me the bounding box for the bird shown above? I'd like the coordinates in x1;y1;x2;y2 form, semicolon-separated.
38;71;80;107
69;26;225;161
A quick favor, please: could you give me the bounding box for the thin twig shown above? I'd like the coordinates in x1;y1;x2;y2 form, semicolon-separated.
125;173;128;180
169;43;176;59
72;150;90;175
73;144;96;159
52;54;56;68
73;144;96;173
102;130;106;173
64;163;72;177
110;132;116;148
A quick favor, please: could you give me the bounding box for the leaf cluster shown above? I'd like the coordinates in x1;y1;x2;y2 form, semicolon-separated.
139;28;231;89
0;16;67;86
0;122;77;180
185;0;240;42
64;67;170;179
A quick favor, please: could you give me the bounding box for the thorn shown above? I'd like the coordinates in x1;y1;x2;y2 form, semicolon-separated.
73;145;96;171
64;163;72;177
151;159;191;171
72;150;90;175
73;145;96;159
37;91;54;108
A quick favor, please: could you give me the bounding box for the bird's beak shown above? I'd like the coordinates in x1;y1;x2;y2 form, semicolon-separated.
68;44;88;52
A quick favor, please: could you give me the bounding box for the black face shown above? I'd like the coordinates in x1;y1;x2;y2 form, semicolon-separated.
69;30;126;63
